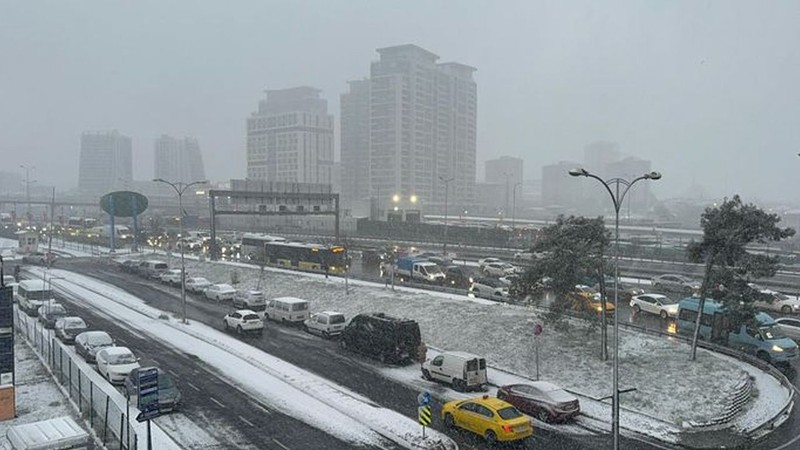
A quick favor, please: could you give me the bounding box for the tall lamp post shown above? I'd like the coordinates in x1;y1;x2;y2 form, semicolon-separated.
568;167;661;450
439;176;454;256
153;178;207;325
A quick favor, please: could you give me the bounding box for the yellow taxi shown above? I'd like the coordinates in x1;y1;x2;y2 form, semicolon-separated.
441;395;533;444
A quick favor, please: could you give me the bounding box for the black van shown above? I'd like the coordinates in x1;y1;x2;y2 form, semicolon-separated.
340;313;422;365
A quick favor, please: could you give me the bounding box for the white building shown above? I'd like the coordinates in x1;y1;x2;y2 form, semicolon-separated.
340;79;371;214
78;130;132;195
356;45;476;216
246;87;334;185
154;135;206;184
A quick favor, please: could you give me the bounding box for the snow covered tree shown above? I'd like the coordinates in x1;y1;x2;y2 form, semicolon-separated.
687;196;795;360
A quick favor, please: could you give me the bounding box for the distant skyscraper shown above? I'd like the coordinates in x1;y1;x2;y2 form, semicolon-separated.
340;79;371;209
583;141;620;177
246;87;334;185
542;161;582;208
78;130;132;194
154;135;206;184
359;44;476;213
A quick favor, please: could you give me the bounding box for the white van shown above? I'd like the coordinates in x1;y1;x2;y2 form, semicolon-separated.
421;351;488;392
139;260;169;279
16;279;55;317
265;297;310;324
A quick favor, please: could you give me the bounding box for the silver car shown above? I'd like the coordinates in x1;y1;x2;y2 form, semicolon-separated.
775;317;800;342
651;274;700;295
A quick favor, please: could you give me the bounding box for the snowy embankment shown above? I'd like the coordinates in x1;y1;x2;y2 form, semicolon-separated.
146;255;793;443
29;267;456;450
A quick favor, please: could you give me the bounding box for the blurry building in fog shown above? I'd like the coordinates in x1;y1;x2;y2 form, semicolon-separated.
583;141;620;178
485;156;523;185
0;171;23;195
78;130;132;195
340;79;371;215
246;87;334;185
541;161;582;212
606;157;653;212
154;135;206;184
341;44;476;218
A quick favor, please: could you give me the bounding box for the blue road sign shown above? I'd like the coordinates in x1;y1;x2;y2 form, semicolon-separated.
417;391;431;407
137;368;160;422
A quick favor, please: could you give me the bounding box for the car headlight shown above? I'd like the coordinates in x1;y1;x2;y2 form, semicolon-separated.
596;306;603;312
772;345;784;352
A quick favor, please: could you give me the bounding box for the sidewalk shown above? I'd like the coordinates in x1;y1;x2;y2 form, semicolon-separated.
0;337;94;450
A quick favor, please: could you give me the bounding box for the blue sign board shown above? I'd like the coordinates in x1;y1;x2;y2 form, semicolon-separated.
136;368;160;422
417;391;431;407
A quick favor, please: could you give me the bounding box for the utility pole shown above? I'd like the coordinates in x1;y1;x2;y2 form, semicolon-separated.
20;165;34;223
439;175;454;256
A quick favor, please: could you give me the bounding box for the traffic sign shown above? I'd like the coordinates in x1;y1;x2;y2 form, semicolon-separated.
136;368;160;422
418;405;432;426
417;391;431;407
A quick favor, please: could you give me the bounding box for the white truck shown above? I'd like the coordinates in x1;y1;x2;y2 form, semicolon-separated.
394;256;445;284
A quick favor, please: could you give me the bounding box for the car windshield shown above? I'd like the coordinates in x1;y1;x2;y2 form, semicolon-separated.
243;314;260;320
109;353;137;365
760;326;786;340
65;320;85;329
48;305;67;315
497;406;523;420
88;334;113;345
27;290;52;300
329;314;345;324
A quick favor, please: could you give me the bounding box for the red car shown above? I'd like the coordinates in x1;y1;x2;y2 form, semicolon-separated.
497;382;580;423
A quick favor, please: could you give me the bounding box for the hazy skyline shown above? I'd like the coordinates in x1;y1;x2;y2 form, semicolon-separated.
2;1;799;203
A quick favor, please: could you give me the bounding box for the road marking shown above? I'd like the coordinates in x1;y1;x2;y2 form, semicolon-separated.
251;402;272;415
209;397;225;408
271;439;291;450
166;369;178;378
238;415;255;427
186;382;200;391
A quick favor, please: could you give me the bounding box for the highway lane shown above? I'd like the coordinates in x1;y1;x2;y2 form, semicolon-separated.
56;258;673;450
50;292;365;450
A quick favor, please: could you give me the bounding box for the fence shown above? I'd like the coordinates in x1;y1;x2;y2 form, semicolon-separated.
15;309;137;450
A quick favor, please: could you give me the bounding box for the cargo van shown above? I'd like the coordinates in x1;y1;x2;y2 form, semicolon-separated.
16;280;54;317
265;297;310;324
138;260;169;279
422;351;488;392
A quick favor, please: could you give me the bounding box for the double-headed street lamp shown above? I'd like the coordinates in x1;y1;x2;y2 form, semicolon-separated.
568;167;661;450
153;178;207;325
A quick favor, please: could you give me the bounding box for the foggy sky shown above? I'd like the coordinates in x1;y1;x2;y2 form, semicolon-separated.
2;1;799;203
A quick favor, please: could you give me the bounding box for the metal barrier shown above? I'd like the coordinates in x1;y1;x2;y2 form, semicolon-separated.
15;309;136;449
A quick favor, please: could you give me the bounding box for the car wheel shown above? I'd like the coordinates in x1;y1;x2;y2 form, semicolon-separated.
484;430;497;444
303;324;310;333
451;378;465;392
322;331;330;339
339;339;348;349
684;286;694;295
444;413;455;428
757;350;771;364
536;408;551;423
496;390;506;400
660;310;668;320
782;305;792;314
633;304;641;314
237;326;243;335
422;369;432;381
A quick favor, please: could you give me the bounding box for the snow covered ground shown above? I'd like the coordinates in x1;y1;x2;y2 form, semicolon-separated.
137;256;793;440
30;267;457;450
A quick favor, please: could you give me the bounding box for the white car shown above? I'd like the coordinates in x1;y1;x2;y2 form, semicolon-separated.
185;277;213;293
775;317;800;342
482;262;518;277
749;283;800;315
470;278;509;299
159;269;183;285
478;257;502;268
630;294;678;319
96;346;140;384
205;284;236;302
303;311;346;338
223;309;264;336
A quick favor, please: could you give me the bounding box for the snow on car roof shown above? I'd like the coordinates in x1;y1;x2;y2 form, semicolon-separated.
273;296;309;304
102;346;134;356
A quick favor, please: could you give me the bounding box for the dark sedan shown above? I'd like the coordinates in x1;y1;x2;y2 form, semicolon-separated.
38;303;68;329
443;265;481;289
54;317;88;344
497;382;580;423
74;331;114;363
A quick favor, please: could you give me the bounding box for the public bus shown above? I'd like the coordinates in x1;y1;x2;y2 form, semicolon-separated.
240;233;347;274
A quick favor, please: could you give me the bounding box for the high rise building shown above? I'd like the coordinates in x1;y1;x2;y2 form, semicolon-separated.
606;157;653;212
583;141;620;177
246;87;334;185
340;79;371;211
154;135;206;184
485;156;523;185
78;130;132;195
542;161;582;208
358;44;476;214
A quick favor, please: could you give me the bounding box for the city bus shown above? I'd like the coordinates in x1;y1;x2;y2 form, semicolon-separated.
676;297;798;365
240;233;347;274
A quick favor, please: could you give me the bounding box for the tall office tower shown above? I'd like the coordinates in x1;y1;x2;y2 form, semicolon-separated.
541;161;583;208
340;79;371;210
78;130;132;195
154;135;206;184
246;87;334;185
365;44;476;213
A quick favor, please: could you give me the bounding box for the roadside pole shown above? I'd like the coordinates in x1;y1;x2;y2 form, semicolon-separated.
417;391;432;439
533;323;543;381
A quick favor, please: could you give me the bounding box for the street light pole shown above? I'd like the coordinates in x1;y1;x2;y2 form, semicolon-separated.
153;178;207;325
568;167;661;450
439;176;454;256
511;182;522;229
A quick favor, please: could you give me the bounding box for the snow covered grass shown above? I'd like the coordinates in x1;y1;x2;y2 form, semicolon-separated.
173;257;775;427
